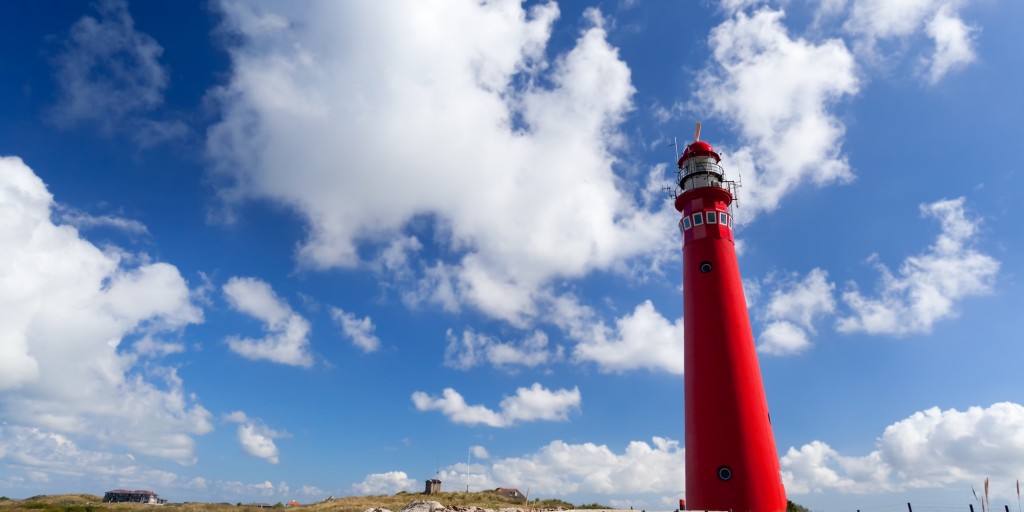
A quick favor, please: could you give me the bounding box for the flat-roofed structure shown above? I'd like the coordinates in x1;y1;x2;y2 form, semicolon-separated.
102;489;167;504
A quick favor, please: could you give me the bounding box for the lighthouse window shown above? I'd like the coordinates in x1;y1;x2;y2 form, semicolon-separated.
692;213;704;226
720;212;728;225
706;211;717;224
728;215;733;228
682;217;692;230
717;466;733;481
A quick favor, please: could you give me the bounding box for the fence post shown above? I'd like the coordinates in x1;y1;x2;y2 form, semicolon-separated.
908;503;913;512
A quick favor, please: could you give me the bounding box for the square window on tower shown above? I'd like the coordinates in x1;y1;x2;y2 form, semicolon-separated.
706;211;717;224
728;215;734;228
693;212;704;226
720;212;728;225
683;217;692;230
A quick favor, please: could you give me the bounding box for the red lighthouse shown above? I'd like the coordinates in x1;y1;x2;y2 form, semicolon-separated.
675;125;786;512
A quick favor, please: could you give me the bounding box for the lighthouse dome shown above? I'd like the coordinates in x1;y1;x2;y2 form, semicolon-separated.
677;141;721;168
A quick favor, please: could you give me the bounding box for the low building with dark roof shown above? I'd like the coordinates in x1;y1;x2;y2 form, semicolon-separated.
102;489;167;504
424;479;442;494
495;488;526;503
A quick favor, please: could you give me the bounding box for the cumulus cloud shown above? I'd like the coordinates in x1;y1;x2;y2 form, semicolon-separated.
758;321;812;356
571;300;684;374
783;403;1024;494
0;425;168;483
352;471;416;495
223;277;314;367
191;478;316;502
444;328;562;370
440;437;684;496
224;411;285;464
0;424;204;494
206;1;669;325
49;0;186;146
0;156;209;464
756;268;836;355
131;335;186;358
470;445;490;460
923;4;977;84
837;198;998;336
411;383;580;427
695;7;859;219
330;307;382;353
844;0;979;83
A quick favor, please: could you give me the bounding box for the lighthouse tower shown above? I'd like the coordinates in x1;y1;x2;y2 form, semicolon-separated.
675;125;787;512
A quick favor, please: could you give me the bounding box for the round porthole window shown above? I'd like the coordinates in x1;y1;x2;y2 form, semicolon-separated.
699;262;713;273
717;466;732;481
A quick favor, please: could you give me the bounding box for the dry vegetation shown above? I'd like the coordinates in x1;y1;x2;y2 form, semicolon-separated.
0;491;608;512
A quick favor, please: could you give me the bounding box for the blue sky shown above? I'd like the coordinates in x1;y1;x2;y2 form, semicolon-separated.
1;0;1022;510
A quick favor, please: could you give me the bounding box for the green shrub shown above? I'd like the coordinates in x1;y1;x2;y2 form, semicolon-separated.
787;500;811;512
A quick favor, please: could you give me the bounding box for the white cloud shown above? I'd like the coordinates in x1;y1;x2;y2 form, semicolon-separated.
411;383;580;427
811;0;849;28
758;321;811;356
440;437;684;496
571;300;684;374
247;480;276;496
330;307;382;353
444;328;562;370
56;206;149;234
837;198;998;336
375;236;423;281
236;423;278;464
49;0;185;146
225;411;286;464
298;485;326;499
223;277;314;367
236;425;280;465
206;1;668;325
470;445;490;460
844;0;939;39
719;0;767;14
0;424;204;497
924;5;977;83
352;471;416;495
782;440;889;494
0;156;209;464
756;268;836;355
844;0;978;83
696;7;859;219
783;403;1024;494
763;268;837;327
0;425;141;479
131;335;186;358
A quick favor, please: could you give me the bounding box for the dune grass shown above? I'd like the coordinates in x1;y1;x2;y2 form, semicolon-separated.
0;491;604;512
